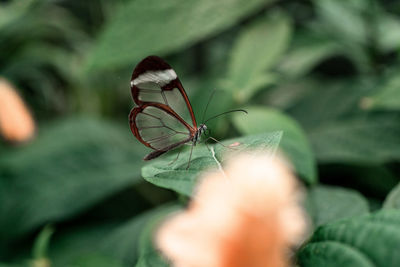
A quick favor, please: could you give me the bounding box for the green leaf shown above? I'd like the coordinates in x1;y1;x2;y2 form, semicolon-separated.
262;78;318;110
0;264;19;267
225;12;292;102
288;79;371;128
32;225;54;260
309;113;400;163
288;80;400;164
310;0;370;72
0;117;145;248
49;223;120;267
362;74;400;112
305;185;369;228
0;0;33;28
100;203;181;266
49;204;181;267
298;209;400;267
135;206;180;267
317;164;398;201
376;14;400;53
383;183;400;210
278;34;340;78
142;131;282;196
298;242;374;267
314;0;368;45
232;106;316;184
66;253;126;267
85;0;276;71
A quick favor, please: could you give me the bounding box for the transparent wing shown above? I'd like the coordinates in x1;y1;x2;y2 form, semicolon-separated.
129;104;192;151
130;56;197;129
133;83;195;127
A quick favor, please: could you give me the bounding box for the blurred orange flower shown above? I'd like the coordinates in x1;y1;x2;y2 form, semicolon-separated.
0;78;35;143
157;154;307;267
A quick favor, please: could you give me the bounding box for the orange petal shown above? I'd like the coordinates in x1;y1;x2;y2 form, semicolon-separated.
0;78;35;143
157;154;307;267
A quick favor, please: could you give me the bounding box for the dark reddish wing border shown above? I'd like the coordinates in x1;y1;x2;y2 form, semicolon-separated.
130;56;197;129
143;137;192;161
129;103;195;150
131;55;171;80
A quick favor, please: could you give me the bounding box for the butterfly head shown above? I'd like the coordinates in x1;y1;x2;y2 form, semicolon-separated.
199;124;208;136
193;124;207;144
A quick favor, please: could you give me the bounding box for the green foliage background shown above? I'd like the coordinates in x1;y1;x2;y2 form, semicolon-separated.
1;0;400;266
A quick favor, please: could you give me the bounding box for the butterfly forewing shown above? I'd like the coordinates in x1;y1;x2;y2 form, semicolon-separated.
163;87;195;126
130;56;197;128
129;56;198;159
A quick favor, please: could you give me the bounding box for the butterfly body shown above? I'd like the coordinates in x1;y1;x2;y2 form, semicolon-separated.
193;123;207;146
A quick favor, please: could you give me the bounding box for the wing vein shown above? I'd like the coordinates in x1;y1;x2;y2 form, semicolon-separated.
161;90;169;106
145;132;178;143
139;89;160;93
141;111;189;135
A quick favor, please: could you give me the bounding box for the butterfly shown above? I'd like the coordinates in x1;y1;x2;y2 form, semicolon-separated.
129;56;245;168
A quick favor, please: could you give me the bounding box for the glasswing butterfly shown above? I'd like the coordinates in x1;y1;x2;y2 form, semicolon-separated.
129;56;245;168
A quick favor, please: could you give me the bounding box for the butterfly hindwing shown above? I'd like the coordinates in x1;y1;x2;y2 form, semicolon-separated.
129;103;192;151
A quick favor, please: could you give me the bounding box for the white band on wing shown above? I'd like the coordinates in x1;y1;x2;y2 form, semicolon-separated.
132;69;177;87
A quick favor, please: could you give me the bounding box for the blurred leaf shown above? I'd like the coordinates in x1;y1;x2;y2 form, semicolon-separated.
309;0;371;72
67;253;126;267
232;106;316;184
279;34;340;77
383;183;400;209
231;73;278;104
0;264;19;267
0;0;37;28
318;164;399;200
224;12;292;103
32;225;54;260
314;0;367;45
49;204;181;266
288;79;370;129
0;1;88;115
135;205;181;267
298;209;400;267
48;223;120;267
100;203;181;266
142;131;282;196
287;79;400;164
305;185;369;228
3;44;76;84
0;117;145;249
262;78;318;110
85;0;276;71
309;113;400;163
363;74;400;112
376;14;400;52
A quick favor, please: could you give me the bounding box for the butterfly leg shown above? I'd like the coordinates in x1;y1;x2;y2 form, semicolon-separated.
205;136;238;151
186;142;195;170
204;139;211;152
168;151;180;165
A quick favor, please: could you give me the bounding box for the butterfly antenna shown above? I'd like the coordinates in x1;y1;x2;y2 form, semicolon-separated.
204;109;247;123
201;89;218;123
